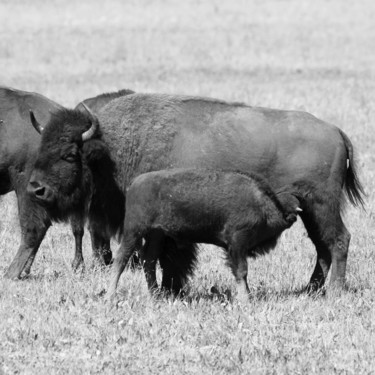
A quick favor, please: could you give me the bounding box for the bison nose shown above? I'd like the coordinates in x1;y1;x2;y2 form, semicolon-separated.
27;180;54;204
32;183;46;197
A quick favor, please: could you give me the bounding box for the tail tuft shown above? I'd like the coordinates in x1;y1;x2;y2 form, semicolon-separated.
339;129;366;208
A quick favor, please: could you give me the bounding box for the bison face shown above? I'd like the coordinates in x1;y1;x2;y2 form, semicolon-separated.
28;142;84;205
27;105;99;219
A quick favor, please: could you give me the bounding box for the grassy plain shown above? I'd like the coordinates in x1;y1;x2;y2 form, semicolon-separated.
1;0;375;373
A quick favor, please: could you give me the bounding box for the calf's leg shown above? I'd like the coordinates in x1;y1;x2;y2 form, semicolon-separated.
141;230;164;293
227;230;251;301
107;231;139;298
23;252;37;276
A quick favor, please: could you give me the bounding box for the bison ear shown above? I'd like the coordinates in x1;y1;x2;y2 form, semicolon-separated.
81;103;99;142
29;110;44;134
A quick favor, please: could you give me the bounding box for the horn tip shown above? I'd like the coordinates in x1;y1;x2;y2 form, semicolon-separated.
81;102;90;111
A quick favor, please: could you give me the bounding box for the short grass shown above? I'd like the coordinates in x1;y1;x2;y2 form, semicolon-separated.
1;0;375;373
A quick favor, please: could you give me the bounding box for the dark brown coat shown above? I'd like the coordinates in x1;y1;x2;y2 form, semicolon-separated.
27;93;364;293
108;169;301;298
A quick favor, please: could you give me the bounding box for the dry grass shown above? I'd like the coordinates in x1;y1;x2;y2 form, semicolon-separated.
1;0;375;373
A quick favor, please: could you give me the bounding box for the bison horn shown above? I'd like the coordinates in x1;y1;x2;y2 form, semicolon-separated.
81;102;99;142
29;110;44;134
296;207;303;212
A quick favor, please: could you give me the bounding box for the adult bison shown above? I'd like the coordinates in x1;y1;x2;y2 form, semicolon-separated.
27;93;365;293
0;86;67;279
1;86;134;279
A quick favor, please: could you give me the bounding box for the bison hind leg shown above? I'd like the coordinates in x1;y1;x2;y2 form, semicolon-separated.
301;192;351;293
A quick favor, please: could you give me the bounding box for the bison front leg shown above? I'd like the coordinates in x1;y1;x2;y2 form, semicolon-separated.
5;192;50;279
88;223;112;266
70;214;85;271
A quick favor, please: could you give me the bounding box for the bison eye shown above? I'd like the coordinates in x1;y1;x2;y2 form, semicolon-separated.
62;153;77;163
61;143;79;163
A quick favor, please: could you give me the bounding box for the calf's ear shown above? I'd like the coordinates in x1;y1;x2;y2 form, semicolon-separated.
277;192;302;213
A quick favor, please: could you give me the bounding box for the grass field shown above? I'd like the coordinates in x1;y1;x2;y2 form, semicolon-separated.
1;0;375;373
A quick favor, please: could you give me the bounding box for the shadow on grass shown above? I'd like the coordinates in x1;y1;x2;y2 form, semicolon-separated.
111;277;364;307
181;282;361;305
16;270;66;282
165;284;330;306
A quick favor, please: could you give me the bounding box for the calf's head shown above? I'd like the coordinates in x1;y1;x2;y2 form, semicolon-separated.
276;192;302;227
27;104;101;219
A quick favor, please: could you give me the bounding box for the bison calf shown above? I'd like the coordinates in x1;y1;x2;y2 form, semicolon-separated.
108;168;301;300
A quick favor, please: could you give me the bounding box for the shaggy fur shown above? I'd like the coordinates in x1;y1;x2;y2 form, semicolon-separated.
29;92;365;292
75;89;135;115
108;169;300;297
99;93;364;291
29;108;124;239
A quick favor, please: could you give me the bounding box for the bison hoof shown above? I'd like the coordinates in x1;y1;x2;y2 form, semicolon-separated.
128;252;142;270
71;258;84;272
4;267;23;280
304;282;326;296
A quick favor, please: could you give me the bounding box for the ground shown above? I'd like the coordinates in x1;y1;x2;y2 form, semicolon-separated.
1;0;375;374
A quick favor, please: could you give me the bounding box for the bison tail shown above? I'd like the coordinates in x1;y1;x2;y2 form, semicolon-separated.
339;129;366;208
